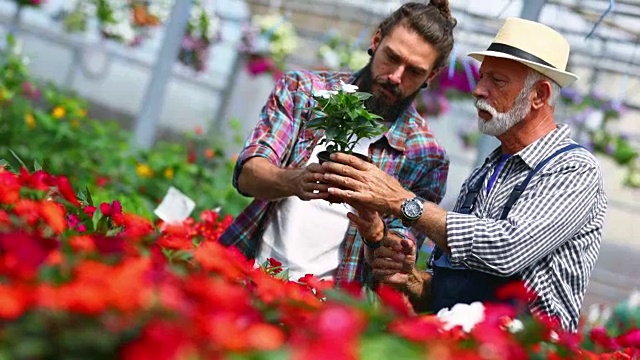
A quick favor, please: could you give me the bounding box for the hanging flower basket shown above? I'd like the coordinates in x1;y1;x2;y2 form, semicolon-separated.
177;2;221;73
239;13;298;78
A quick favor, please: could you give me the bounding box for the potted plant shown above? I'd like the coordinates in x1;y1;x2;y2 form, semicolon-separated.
306;80;386;164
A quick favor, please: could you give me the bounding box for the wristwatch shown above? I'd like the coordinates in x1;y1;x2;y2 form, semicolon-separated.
400;197;424;226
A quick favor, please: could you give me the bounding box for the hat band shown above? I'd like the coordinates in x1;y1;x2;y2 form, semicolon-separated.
486;43;556;69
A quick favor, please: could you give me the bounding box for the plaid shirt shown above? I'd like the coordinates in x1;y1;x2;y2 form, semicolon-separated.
219;70;449;285
442;125;607;331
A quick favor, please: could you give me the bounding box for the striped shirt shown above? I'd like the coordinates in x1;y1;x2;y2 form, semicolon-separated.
442;124;607;331
219;70;449;285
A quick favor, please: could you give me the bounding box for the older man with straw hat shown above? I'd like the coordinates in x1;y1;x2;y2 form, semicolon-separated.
320;17;608;332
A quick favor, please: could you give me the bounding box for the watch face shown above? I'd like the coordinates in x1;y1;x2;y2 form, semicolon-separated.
405;200;422;218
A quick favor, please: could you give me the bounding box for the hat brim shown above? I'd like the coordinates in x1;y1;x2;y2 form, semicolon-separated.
467;50;578;88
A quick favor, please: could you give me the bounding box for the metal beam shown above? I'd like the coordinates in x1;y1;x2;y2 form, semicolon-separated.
132;0;194;149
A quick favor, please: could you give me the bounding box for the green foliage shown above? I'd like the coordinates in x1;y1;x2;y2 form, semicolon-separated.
306;87;385;154
0;34;250;219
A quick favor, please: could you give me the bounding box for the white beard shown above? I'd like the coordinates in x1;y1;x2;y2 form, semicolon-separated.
475;92;531;136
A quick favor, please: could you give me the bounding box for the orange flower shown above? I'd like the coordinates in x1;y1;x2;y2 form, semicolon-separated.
69;235;96;252
0;284;30;319
204;148;215;159
108;258;154;313
245;323;286;351
193;242;253;280
39;201;67;234
45;250;63;266
61;282;108;315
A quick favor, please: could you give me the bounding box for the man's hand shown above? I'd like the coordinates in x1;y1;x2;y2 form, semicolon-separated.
320;153;413;216
238;157;330;201
348;205;385;244
291;163;331;201
371;234;417;289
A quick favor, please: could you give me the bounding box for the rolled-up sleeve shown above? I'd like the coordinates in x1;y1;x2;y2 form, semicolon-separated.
232;73;303;195
446;163;602;276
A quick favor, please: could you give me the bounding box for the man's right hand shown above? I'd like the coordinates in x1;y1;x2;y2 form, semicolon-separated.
292;163;331;201
238;157;331;201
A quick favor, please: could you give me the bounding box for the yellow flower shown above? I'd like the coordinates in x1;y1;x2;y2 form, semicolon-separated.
78;109;87;117
163;167;174;180
71;119;80;128
52;106;66;119
136;163;154;178
25;113;36;129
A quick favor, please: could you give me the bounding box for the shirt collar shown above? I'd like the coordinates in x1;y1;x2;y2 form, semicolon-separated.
480;124;572;169
516;124;572;168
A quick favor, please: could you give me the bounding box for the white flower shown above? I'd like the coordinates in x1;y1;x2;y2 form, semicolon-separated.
313;89;338;99
437;301;485;332
340;80;358;93
507;319;524;333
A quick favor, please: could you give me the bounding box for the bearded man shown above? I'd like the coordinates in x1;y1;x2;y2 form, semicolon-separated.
219;1;458;285
320;17;608;332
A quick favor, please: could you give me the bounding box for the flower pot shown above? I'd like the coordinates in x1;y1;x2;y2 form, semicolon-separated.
317;151;371;165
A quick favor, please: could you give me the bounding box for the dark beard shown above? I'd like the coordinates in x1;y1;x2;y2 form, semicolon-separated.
356;59;420;123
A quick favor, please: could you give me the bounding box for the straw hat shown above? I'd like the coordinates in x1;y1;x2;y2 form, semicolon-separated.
468;17;578;88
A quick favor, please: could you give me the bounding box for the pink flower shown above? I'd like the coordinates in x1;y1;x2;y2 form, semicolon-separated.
247;57;274;76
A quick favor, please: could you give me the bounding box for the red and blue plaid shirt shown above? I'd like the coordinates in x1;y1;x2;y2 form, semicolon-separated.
219;70;449;286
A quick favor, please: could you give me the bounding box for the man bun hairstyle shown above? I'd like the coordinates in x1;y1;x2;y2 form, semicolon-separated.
377;1;457;71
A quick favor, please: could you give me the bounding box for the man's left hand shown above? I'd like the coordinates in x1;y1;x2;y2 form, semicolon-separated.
321;152;413;215
348;205;385;244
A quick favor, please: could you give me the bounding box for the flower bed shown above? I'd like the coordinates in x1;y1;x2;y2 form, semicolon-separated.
0;166;638;359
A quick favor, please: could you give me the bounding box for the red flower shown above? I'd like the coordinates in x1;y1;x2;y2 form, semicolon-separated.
18;168;52;191
120;320;192;360
376;284;414;317
267;257;283;274
56;176;81;207
83;205;96;218
95;176;110;187
389;315;442;341
0;232;58;280
496;280;534;304
113;213;154;239
91;235;126;256
100;200;123;218
616;329;640;348
0;171;21;204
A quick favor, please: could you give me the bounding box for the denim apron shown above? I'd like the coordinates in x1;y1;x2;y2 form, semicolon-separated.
429;144;583;312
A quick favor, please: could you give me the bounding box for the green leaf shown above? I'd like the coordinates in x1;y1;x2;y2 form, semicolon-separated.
33;159;42;171
354;92;373;101
7;148;27;169
305;117;328;129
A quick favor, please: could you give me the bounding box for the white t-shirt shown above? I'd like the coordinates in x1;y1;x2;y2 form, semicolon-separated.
256;136;382;281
